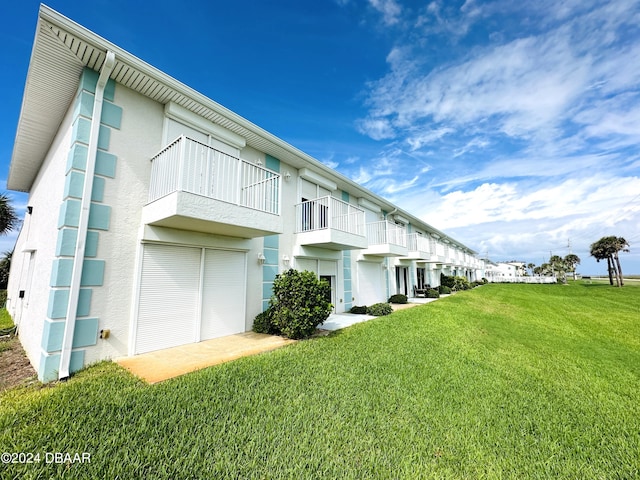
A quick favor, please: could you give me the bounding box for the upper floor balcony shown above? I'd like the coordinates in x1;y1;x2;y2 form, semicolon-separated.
295;196;367;250
142;136;283;238
362;221;408;256
404;233;431;260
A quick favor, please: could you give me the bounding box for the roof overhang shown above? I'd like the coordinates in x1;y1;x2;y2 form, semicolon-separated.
8;4;477;255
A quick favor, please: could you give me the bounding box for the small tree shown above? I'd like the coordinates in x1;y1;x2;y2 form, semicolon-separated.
590;236;629;287
564;254;581;281
268;269;333;339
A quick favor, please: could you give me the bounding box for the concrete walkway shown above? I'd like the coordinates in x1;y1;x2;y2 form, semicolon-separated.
116;298;440;384
116;332;295;384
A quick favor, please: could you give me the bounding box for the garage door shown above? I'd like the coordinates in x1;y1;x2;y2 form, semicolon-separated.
201;249;246;340
357;261;385;306
135;244;246;355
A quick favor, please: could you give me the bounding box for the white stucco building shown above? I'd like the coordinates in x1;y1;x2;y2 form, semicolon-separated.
6;6;485;382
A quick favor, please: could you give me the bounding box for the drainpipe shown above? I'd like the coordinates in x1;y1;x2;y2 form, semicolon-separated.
59;51;116;380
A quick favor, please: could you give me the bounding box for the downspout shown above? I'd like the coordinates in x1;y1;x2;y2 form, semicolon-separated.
59;51;116;380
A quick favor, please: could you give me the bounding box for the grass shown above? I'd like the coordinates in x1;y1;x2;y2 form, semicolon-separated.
1;282;639;479
0;308;14;331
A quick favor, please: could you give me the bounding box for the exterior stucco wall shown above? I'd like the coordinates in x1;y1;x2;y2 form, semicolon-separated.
81;81;164;365
6;97;77;371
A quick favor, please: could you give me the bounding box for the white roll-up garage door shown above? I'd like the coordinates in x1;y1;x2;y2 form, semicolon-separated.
201;249;246;340
357;262;385;306
135;244;246;355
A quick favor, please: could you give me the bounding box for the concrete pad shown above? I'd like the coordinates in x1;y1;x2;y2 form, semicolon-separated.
116;332;295;384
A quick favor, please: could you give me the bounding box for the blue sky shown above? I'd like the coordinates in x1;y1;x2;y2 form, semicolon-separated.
2;0;640;275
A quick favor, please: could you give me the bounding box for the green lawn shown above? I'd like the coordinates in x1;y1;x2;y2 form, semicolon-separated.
1;282;639;479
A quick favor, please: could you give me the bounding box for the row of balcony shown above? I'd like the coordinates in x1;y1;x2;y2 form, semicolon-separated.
142;136;482;268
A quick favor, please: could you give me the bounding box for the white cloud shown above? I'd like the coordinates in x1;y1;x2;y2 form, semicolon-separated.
368;0;402;25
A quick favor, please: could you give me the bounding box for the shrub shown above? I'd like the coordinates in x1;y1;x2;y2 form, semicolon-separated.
438;285;452;294
350;305;368;314
388;294;407;304
269;269;333;339
440;274;456;289
252;309;279;335
453;276;471;291
426;288;440;298
367;302;393;316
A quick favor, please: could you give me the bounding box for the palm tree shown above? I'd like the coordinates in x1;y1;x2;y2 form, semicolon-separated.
590;236;630;287
0;194;19;236
527;263;536;276
564;254;581;281
612;237;630;286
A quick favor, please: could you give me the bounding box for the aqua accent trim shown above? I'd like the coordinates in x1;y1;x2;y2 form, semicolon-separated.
98;125;111;150
264;235;279;249
59;199;81;228
95;150;117;178
342;190;350;202
91;176;106;202
80;260;105;286
343;250;352;310
88;204;111;230
262;235;279;311
72;117;91;145
79;68;99;94
263;265;278;283
265;154;280;173
47;288;92;319
76;91;94;119
63;173;105;202
41;318;99;352
262;282;274;300
79;68;115;102
56;229;99;257
263;249;278;265
101;102;122;129
39;350;84;382
64;171;84;199
67;143;88;172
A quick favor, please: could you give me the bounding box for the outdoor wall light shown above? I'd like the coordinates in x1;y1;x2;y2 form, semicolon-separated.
256;158;263;166
282;254;290;265
283;171;292;181
257;253;266;264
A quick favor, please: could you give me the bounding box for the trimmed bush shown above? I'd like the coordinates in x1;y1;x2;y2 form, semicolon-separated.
367;302;393;316
388;294;408;304
438;285;452;294
269;269;333;339
252;310;279;335
440;274;456;289
350;305;368;314
426;288;440;298
453;276;471;291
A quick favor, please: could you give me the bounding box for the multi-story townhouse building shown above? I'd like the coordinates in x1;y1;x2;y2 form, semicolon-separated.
6;6;484;382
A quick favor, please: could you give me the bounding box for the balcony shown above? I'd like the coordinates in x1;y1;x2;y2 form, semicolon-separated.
362;221;408;256
142;136;283;238
404;233;431;260
295;196;367;250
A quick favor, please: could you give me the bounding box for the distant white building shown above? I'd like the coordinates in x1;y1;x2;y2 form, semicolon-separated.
486;262;526;279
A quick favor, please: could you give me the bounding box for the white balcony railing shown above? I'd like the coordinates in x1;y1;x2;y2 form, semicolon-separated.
295;196;365;236
406;233;431;253
367;221;407;247
148;136;280;215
